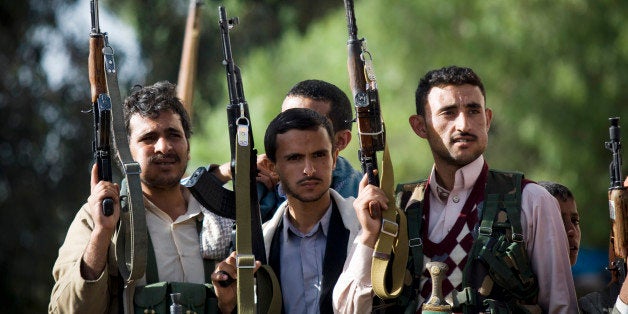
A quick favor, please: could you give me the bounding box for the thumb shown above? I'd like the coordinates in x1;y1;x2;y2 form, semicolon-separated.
90;163;99;189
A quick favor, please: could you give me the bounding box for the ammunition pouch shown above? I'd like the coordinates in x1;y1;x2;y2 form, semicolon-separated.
477;233;537;301
134;281;218;314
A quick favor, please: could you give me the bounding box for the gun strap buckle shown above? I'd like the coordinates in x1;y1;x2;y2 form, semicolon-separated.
236;254;256;269
381;219;398;237
123;162;141;175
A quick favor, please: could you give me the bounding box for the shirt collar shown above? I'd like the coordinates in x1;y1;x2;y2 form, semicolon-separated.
144;185;203;223
429;155;485;199
282;202;333;239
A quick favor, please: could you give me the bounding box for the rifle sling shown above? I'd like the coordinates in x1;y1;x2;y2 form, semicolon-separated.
371;141;409;299
234;122;255;313
103;43;148;314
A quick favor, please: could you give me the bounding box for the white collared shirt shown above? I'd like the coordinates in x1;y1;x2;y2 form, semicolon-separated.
140;187;205;285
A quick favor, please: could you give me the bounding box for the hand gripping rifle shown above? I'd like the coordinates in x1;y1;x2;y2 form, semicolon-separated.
343;0;408;300
90;2;147;312
218;6;280;313
606;117;628;285
89;0;113;216
176;0;204;118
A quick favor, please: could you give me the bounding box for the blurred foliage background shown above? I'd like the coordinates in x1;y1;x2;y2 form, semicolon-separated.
1;0;626;311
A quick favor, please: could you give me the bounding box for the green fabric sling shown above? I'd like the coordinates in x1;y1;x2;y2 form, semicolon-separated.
103;37;147;314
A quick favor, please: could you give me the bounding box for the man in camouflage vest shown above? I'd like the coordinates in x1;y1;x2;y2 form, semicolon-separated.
333;66;578;313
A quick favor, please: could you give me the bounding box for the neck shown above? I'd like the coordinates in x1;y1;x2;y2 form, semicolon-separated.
433;163;459;191
142;185;187;221
286;192;331;234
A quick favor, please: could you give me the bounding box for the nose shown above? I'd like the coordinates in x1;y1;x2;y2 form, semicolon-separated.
303;158;316;177
565;222;576;237
154;137;172;153
455;112;470;132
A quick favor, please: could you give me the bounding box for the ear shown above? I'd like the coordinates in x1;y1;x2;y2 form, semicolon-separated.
268;160;277;175
485;108;493;131
334;130;352;151
409;114;428;139
332;148;339;170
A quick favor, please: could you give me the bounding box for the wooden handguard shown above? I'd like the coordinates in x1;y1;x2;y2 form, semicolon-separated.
88;34;107;103
610;188;628;258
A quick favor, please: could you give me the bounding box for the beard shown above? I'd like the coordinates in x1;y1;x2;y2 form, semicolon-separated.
280;176;328;203
141;153;188;190
427;130;485;168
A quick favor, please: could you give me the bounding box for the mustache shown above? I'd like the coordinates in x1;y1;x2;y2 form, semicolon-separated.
451;131;477;141
149;153;180;163
296;176;323;185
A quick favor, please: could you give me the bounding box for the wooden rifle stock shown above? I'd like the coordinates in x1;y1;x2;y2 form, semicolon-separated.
89;0;113;216
176;0;204;118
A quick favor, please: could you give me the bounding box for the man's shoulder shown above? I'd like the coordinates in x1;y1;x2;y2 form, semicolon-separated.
333;156;361;176
331;156;361;198
329;189;360;232
329;188;355;208
395;179;428;193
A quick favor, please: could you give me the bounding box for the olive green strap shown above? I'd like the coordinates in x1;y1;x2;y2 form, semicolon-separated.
405;183;426;277
234;117;256;313
103;38;147;314
255;265;282;314
371;141;409;299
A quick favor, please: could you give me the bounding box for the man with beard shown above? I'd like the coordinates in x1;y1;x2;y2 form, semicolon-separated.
212;108;373;314
49;81;233;313
333;66;578;313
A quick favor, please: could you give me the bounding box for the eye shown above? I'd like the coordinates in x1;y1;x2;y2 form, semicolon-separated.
139;134;157;143
313;151;327;158
442;109;455;116
286;154;302;161
572;217;580;226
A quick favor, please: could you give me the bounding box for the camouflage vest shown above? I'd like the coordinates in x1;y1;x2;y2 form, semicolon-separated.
392;169;539;314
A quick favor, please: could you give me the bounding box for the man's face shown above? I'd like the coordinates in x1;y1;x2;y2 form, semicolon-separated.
411;84;492;169
128;110;190;191
558;198;581;266
271;126;337;204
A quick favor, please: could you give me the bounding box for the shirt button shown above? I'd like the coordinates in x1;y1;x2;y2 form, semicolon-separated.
452;196;460;203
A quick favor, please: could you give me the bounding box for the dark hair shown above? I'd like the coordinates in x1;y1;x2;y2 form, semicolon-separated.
123;81;192;139
538;181;574;202
264;108;335;162
414;66;486;116
286;79;353;132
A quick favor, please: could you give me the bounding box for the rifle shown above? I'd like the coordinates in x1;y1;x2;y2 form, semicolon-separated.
343;0;408;300
218;6;269;313
344;0;384;186
89;0;113;216
176;0;204;118
88;2;148;311
606;117;628;284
